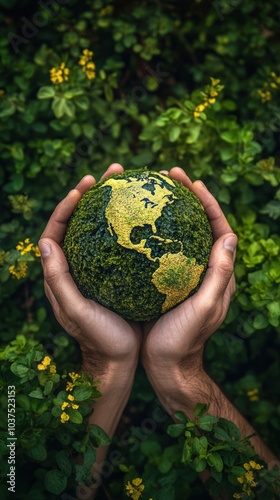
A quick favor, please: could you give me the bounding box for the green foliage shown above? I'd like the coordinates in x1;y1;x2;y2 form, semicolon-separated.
0;332;106;498
0;0;280;498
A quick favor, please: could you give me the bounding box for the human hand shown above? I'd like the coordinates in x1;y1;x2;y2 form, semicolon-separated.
141;167;237;392
38;163;142;379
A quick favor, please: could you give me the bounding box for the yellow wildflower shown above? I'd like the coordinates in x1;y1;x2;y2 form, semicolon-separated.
68;394;74;401
126;478;145;500
37;363;46;371
72;404;79;410
42;356;51;366
50;62;70;84
249;461;263;470
66;381;74;391
9;262;28;279
193;76;222;118
69;372;80;381
61;402;69;411
247;388;259;401
60;412;70;423
37;356;52;371
233;494;242;499
32;245;41;257
49;364;56;374
79;49;96;80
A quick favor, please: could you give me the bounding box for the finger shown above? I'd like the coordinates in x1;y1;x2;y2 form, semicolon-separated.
159;170;169;175
41;176;96;244
191;181;233;240
100;163;124;180
38;238;87;313
169;167;193;190
195;233;237;310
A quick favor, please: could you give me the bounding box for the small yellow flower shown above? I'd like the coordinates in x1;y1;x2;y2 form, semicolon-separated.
49;364;56;374
37;363;46;371
126;478;145;500
194;111;200;118
61;402;69;411
249;461;263;470
9;262;28;279
50;62;70;84
233;494;242;499
32;245;41;257
42;356;51;366
66;381;74;391
247;388;259;401
79;49;96;80
68;394;74;401
208;98;216;104
60;412;70;423
69;372;80;381
72;404;79;410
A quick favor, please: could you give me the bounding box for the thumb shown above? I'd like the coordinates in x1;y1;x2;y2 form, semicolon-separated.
38;238;83;308
196;232;238;305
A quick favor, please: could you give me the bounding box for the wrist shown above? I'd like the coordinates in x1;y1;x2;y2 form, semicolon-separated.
146;363;207;417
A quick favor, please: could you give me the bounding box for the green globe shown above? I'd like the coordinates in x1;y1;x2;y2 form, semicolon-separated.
63;169;213;321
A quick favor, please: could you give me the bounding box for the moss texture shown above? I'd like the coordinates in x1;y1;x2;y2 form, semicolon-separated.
63;170;213;321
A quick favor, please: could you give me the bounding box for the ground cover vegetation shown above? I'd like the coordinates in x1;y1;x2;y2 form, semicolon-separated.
0;0;280;498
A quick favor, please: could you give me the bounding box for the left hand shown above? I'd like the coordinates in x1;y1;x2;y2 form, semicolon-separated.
141;167;237;390
38;164;142;378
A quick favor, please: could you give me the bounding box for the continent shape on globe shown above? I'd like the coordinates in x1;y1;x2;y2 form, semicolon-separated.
101;174;204;313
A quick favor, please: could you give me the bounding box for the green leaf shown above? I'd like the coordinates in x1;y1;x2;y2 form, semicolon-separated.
192;457;206;472
167;424;185;437
231;466;246;477
37;86;56;99
29;387;44;399
16;394;31;410
182;443;192;463
174;411;188;423
169;126;181;142
56;450;72;478
89;425;111;446
73;384;94;401
207;452;223;472
194;403;209;417
11;144;24;160
44;380;54;396
220;129;239;143
10;363;29;377
44;470;67;495
218;418;241;440
214;427;231;442
198;415;218;431
51;97;75;119
68;408;83;424
29;444;48;462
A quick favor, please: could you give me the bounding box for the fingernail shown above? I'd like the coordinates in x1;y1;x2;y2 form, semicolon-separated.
223;235;237;253
38;240;51;258
199;181;208;190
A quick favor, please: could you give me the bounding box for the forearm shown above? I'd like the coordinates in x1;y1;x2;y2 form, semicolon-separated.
78;360;137;499
149;367;278;467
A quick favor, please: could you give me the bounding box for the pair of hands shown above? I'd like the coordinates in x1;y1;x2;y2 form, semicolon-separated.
38;163;237;396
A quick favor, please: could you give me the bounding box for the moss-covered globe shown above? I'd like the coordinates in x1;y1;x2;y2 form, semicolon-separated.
63;169;213;321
